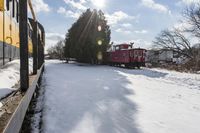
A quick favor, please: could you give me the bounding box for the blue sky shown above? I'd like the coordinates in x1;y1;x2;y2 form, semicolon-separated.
30;0;200;51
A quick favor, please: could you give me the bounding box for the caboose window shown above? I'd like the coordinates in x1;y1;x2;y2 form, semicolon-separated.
116;47;119;50
130;52;133;57
139;51;142;56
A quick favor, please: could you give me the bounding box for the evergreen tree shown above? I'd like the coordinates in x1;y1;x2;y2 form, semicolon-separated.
64;9;111;64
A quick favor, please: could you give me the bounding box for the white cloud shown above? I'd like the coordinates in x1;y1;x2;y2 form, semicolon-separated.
105;11;135;25
46;33;65;41
80;0;87;4
32;0;50;13
64;0;87;10
134;30;148;34
116;28;148;35
57;7;66;14
45;32;65;52
113;39;152;49
115;28;132;34
181;0;200;5
133;39;152;49
61;0;88;19
57;7;81;19
121;23;132;28
173;21;193;32
141;0;170;14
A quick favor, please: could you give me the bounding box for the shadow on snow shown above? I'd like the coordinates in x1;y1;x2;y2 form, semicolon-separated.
41;62;168;133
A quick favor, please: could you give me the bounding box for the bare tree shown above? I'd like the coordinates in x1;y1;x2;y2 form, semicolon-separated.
153;4;200;71
183;4;200;70
55;40;65;60
183;4;200;38
47;40;65;60
153;29;194;59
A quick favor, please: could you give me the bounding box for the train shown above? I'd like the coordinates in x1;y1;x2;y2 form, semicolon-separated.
0;0;45;67
107;43;146;68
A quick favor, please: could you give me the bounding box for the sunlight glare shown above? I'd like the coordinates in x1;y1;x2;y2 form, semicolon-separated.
98;25;102;31
97;51;103;60
97;40;102;45
92;0;105;8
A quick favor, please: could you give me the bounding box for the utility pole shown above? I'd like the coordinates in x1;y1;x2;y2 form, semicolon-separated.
19;0;29;91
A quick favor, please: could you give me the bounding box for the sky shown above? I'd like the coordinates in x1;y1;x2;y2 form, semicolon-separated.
30;0;200;51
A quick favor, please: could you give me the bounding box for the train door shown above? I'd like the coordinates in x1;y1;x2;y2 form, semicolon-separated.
11;0;18;60
0;0;4;66
3;0;12;63
15;0;19;58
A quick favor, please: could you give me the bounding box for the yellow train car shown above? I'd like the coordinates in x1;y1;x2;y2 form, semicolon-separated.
0;0;33;66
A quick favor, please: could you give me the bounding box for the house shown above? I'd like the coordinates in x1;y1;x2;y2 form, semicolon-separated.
146;49;174;64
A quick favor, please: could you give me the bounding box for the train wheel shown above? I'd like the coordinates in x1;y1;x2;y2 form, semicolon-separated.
125;64;129;68
137;63;141;69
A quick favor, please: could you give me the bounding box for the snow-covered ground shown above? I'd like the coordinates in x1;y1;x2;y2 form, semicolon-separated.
42;60;200;133
0;59;33;100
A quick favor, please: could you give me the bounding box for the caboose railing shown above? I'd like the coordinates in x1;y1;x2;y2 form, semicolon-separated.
19;0;44;91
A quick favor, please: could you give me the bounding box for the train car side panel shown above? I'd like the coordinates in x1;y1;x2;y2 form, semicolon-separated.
0;5;3;65
129;49;146;67
107;44;146;68
110;50;130;63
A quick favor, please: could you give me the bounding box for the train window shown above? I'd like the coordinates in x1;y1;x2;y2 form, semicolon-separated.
130;51;133;57
115;46;119;50
139;51;142;56
6;0;9;10
135;51;138;55
16;1;18;22
29;29;32;38
30;31;33;38
12;0;15;17
27;25;30;36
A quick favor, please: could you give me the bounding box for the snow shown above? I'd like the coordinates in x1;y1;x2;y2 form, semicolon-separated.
0;102;3;108
42;60;200;133
0;59;33;100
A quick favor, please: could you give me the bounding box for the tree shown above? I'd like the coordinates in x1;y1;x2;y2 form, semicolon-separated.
184;4;200;38
47;40;65;59
65;9;111;64
153;29;194;59
183;4;200;71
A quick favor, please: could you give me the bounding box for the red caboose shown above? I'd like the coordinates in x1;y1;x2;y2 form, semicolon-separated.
107;43;146;68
